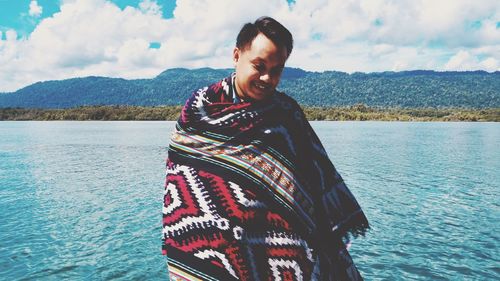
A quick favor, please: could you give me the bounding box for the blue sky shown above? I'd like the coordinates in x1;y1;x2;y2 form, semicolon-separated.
0;0;498;92
0;0;177;37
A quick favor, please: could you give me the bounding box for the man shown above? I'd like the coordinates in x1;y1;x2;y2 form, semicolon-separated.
162;16;369;281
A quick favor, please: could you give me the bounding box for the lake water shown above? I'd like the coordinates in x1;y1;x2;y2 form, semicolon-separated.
0;121;498;280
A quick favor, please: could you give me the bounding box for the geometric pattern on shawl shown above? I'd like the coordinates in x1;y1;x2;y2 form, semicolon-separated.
163;74;369;280
164;162;314;280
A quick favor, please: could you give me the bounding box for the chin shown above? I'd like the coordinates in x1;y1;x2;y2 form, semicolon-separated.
250;89;274;100
252;93;273;101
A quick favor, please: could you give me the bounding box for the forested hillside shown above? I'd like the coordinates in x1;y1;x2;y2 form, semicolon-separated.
0;68;498;108
280;70;499;108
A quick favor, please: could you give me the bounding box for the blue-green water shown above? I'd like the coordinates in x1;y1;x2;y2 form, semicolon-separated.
0;121;498;280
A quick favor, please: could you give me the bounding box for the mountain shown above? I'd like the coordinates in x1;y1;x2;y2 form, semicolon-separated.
0;68;498;108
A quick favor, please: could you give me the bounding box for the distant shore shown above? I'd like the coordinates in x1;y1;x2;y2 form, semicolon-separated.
1;105;499;122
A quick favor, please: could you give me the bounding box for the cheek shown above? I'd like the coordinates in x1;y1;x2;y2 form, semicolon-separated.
269;76;280;87
247;67;259;77
244;71;258;83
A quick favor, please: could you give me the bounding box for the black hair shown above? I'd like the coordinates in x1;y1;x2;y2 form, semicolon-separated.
236;16;293;58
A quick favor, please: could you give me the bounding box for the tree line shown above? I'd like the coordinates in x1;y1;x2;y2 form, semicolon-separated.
1;68;498;109
1;105;498;122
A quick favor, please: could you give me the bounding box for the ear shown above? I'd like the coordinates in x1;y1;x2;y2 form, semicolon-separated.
233;47;240;65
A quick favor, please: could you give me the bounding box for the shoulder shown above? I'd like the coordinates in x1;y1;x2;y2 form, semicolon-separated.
194;76;233;103
184;75;233;106
273;91;303;112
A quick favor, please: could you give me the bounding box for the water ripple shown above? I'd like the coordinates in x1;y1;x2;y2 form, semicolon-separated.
0;121;498;280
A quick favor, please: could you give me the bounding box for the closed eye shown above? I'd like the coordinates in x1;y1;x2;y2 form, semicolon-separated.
253;63;265;72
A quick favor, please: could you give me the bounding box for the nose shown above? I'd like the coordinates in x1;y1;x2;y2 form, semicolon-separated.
260;73;271;83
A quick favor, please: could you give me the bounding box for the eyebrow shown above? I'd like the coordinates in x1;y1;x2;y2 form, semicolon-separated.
250;58;265;64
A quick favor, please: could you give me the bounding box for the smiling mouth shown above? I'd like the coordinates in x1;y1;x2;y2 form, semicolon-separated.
254;82;270;91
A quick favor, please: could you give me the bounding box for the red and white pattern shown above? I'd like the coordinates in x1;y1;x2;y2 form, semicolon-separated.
163;75;368;280
163;162;315;280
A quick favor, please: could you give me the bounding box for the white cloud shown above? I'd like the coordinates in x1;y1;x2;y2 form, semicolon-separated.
1;0;173;91
29;0;43;17
0;0;499;92
444;50;474;70
481;57;498;70
445;50;499;71
139;0;162;16
371;44;397;57
5;30;18;41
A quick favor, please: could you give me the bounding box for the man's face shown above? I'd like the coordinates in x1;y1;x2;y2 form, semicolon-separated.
233;33;288;101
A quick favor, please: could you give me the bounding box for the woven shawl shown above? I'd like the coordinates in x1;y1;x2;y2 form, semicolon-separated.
162;74;369;281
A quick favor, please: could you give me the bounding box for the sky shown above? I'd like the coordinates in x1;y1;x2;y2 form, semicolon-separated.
0;0;499;92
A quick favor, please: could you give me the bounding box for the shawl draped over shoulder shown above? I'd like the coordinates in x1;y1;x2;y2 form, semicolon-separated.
162;74;369;281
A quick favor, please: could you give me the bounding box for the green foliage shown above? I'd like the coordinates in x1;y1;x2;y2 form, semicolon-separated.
0;106;182;121
301;105;500;122
0;68;498;109
280;70;500;108
1;105;498;122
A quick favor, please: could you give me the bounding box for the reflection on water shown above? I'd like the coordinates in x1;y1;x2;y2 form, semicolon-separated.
314;121;500;280
0;121;498;280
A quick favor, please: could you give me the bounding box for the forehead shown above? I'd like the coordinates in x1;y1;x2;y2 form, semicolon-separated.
242;33;288;65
